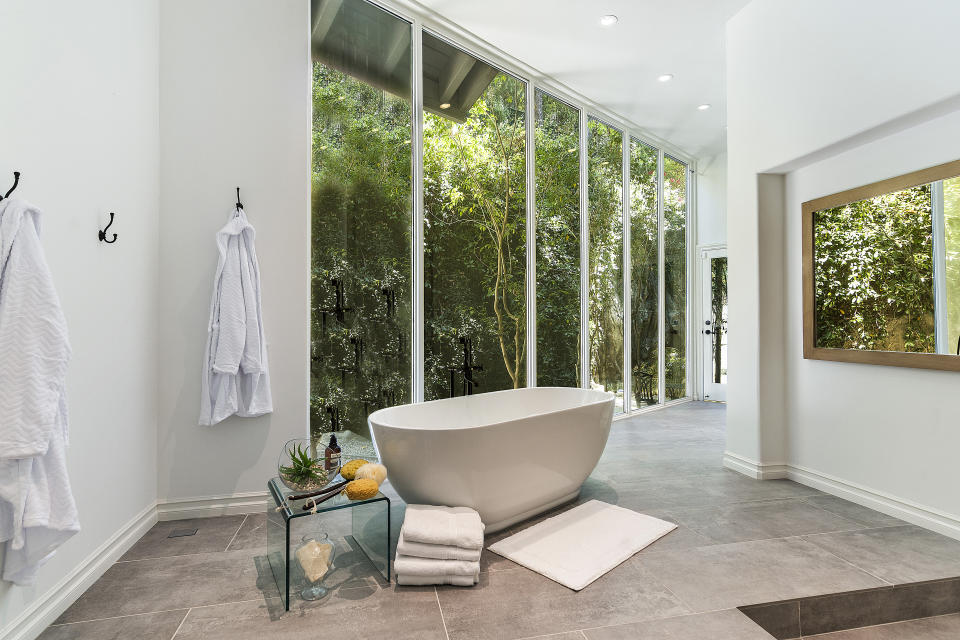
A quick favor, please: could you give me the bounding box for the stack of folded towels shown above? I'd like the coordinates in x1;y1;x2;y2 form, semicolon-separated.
395;504;485;586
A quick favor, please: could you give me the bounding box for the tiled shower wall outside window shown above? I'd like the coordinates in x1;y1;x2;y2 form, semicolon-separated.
308;0;693;438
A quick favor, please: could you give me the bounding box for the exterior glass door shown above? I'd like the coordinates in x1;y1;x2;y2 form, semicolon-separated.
701;251;727;401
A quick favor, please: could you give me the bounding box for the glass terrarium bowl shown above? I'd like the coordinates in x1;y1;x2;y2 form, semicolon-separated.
277;438;340;493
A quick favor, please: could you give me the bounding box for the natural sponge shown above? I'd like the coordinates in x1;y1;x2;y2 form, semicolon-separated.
354;463;387;485
340;459;369;480
344;478;379;500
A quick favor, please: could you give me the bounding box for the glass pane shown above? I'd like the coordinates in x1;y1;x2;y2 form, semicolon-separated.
423;32;527;399
535;91;580;387
588;118;624;413
310;0;412;440
710;257;728;384
814;184;935;352
630;140;659;408
663;156;687;400
945;176;960;354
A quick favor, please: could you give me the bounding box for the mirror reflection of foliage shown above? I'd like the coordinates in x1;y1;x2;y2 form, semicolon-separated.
814;184;935;352
588;119;624;406
535;92;581;387
663;156;687;400
711;257;728;383
630;141;658;406
423;73;527;398
310;62;412;439
945;177;960;352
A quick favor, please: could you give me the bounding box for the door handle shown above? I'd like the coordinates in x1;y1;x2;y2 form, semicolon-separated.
704;329;712;335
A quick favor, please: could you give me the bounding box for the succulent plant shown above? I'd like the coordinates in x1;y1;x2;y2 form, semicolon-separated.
279;443;327;488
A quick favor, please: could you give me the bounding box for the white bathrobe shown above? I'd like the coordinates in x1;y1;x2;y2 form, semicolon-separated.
0;197;79;586
199;207;272;425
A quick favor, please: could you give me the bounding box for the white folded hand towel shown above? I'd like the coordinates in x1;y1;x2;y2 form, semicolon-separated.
394;554;480;578
402;504;484;550
397;572;479;587
397;531;482;562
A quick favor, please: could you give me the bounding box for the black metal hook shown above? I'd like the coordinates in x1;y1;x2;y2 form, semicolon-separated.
235;187;243;210
0;171;20;201
98;212;118;243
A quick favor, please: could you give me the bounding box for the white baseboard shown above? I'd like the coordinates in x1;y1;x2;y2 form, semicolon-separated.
786;464;960;541
722;451;789;479
1;504;157;640
156;490;269;521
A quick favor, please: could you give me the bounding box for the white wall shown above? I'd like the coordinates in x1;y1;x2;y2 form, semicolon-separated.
696;152;727;247
726;0;960;528
157;0;311;510
0;0;160;635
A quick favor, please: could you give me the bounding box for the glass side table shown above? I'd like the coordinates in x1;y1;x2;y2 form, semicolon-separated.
266;476;391;610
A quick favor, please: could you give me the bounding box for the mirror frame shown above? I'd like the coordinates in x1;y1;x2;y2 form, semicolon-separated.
802;158;960;371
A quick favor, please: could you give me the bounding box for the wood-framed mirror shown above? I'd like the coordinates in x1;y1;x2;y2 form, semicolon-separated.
802;158;960;371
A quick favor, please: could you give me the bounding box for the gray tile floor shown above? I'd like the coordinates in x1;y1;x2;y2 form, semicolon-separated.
42;402;960;639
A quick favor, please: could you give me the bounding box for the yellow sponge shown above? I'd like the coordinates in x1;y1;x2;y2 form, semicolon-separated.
344;478;379;500
340;459;368;480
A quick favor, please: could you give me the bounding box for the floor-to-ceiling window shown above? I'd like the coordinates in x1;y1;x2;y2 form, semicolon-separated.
588;118;624;413
309;0;412;439
664;155;688;400
422;33;527;399
534;91;581;387
630;139;659;408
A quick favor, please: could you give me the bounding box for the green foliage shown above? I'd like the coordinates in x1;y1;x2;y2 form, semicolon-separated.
814;184;935;352
710;257;728;383
279;443;327;487
663;157;687;399
945;177;960;350
630;141;659;406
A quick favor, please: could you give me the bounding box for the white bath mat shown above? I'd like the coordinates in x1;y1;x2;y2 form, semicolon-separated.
487;499;676;591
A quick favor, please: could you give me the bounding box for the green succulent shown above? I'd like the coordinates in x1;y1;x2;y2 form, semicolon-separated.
279;444;327;487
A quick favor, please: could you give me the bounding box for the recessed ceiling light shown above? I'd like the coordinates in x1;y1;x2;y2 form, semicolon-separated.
697;103;711;110
657;74;674;83
440;103;451;109
600;14;618;26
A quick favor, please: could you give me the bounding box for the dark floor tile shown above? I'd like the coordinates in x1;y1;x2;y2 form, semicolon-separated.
804;612;960;639
173;587;447;639
38;610;187;640
120;515;246;561
56;550;278;623
739;600;801;639
227;513;266;551
584;609;775;639
804;525;960;584
438;561;689;640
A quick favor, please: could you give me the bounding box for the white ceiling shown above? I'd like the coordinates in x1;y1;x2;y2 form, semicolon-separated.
416;0;752;162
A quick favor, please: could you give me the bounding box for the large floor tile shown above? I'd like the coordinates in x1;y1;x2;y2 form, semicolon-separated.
56;550;277;623
636;537;884;612
583;609;775;639
437;558;690;640
227;513;267;551
800;496;904;529
670;498;863;544
173;586;447;640
805;613;960;640
38;610;188;640
804;525;960;584
120;515;246;561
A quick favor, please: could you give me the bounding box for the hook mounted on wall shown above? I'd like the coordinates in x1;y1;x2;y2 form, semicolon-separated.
98;212;118;244
235;187;243;211
0;171;21;202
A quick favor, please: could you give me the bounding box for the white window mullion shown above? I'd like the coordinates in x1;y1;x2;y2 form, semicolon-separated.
579;112;590;389
657;149;666;405
933;180;949;354
526;81;537;387
411;22;425;403
622;137;632;412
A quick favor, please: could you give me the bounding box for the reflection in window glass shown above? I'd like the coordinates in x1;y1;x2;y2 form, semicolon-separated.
535;91;580;387
423;32;526;399
664;156;687;400
630;140;659;408
945;177;960;353
814;184;935;352
588;118;624;412
310;0;412;439
710;257;728;383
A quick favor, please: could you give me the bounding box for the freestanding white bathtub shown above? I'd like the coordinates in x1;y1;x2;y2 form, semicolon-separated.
368;387;614;532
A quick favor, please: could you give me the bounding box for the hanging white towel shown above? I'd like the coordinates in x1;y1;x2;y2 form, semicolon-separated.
199;207;272;425
0;198;79;586
401;504;485;550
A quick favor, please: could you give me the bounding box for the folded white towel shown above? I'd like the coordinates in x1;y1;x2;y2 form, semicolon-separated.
402;504;484;550
397;531;482;562
396;572;478;587
394;554;480;578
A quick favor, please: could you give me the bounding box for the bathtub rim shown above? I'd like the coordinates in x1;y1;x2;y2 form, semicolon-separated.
367;386;614;431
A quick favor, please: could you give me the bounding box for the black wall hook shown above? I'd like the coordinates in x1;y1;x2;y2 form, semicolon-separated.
98;212;118;243
0;171;20;201
235;187;243;210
